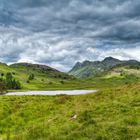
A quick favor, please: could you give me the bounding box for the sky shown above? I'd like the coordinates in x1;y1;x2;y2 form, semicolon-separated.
0;0;140;71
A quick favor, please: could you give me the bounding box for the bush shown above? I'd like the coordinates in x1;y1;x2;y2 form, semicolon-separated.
60;80;64;84
5;73;21;89
27;80;30;83
1;73;4;77
0;81;7;94
12;79;21;89
28;74;35;81
48;82;53;85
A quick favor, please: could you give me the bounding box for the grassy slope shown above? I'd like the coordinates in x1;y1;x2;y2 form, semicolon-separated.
0;64;93;90
0;82;140;140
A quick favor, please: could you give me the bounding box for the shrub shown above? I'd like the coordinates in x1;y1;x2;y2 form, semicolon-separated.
48;82;53;85
1;73;4;77
5;73;21;89
27;80;30;83
28;74;35;81
60;80;64;84
0;81;7;94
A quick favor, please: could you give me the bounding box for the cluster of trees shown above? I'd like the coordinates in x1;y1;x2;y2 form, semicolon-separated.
0;72;21;94
5;73;21;89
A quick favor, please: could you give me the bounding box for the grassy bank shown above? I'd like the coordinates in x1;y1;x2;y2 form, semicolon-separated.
0;82;140;140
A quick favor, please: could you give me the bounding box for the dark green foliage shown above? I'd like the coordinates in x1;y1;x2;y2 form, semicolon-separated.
12;79;21;89
60;80;64;84
0;80;7;94
48;81;53;85
26;80;30;83
5;73;13;89
12;72;16;75
28;73;35;81
1;73;4;77
5;73;21;89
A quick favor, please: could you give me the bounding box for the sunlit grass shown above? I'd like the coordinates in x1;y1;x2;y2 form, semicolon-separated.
0;81;140;139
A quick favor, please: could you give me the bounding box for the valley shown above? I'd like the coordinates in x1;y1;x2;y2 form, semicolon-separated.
0;57;140;140
0;57;140;92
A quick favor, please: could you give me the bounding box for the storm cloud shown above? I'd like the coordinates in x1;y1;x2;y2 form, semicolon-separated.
0;0;140;71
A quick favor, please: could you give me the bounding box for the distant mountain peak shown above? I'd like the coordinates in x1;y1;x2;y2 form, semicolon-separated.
128;59;139;63
103;57;120;62
75;62;81;66
83;60;93;65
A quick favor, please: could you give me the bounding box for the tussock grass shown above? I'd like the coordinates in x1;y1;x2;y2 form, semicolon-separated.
0;82;140;140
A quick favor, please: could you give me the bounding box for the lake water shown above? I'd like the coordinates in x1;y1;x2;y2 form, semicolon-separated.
6;90;97;96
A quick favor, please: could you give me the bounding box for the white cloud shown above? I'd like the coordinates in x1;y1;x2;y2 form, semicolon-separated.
0;0;140;71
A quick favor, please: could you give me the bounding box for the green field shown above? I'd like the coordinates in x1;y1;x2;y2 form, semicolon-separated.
0;81;140;140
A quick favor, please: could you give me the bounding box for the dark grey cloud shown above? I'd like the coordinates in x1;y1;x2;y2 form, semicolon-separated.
0;0;140;71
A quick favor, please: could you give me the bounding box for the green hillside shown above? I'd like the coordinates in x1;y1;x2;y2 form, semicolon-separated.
69;57;140;79
0;63;86;90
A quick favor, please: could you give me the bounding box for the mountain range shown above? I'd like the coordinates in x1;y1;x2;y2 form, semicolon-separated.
69;57;140;79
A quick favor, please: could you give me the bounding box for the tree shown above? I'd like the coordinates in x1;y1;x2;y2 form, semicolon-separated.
15;80;21;89
0;81;7;94
12;79;21;89
28;74;35;81
5;73;21;89
0;73;4;82
6;73;13;89
60;80;64;84
1;73;4;77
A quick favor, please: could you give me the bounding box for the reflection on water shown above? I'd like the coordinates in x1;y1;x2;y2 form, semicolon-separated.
6;90;97;96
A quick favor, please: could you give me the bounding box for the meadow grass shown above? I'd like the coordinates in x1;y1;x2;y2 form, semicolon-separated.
0;81;140;140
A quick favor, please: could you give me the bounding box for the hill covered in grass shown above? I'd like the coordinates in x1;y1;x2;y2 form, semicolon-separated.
0;62;84;90
69;57;140;79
